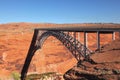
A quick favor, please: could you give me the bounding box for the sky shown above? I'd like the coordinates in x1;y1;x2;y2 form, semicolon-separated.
0;0;120;24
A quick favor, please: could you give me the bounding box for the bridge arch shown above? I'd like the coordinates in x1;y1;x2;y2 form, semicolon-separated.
37;31;59;49
21;30;92;80
37;31;92;60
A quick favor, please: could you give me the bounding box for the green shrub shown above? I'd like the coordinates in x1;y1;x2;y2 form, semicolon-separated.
11;72;20;80
26;72;56;80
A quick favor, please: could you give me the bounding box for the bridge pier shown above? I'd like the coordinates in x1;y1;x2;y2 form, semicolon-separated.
73;32;76;41
84;31;87;56
78;32;80;41
67;32;69;35
112;32;115;40
96;31;117;51
86;32;88;47
74;32;77;55
97;31;100;51
71;32;73;37
119;32;120;38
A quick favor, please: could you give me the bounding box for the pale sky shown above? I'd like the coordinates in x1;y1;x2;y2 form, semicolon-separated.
0;0;120;24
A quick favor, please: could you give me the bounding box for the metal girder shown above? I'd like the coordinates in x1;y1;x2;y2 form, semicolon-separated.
35;27;120;32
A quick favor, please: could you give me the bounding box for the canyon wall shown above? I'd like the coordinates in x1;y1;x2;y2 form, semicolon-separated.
0;23;119;77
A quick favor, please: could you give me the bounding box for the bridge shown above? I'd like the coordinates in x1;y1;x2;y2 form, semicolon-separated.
21;24;120;80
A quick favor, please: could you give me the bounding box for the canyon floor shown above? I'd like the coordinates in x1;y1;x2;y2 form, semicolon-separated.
0;23;120;79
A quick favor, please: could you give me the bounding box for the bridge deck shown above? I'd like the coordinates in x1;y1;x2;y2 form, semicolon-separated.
35;24;120;32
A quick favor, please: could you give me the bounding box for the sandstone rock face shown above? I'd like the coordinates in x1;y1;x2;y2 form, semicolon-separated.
0;23;120;78
64;39;120;80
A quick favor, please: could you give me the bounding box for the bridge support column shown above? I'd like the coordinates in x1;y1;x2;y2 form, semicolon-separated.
71;32;74;37
78;32;80;41
119;32;120;38
97;31;100;51
67;32;69;35
84;32;88;47
74;32;76;53
112;32;115;40
84;32;88;56
86;32;88;47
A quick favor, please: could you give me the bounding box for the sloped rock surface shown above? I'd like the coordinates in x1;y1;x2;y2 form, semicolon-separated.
64;39;120;80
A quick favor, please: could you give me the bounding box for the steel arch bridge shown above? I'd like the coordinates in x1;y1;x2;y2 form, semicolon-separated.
21;26;120;80
21;30;92;80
